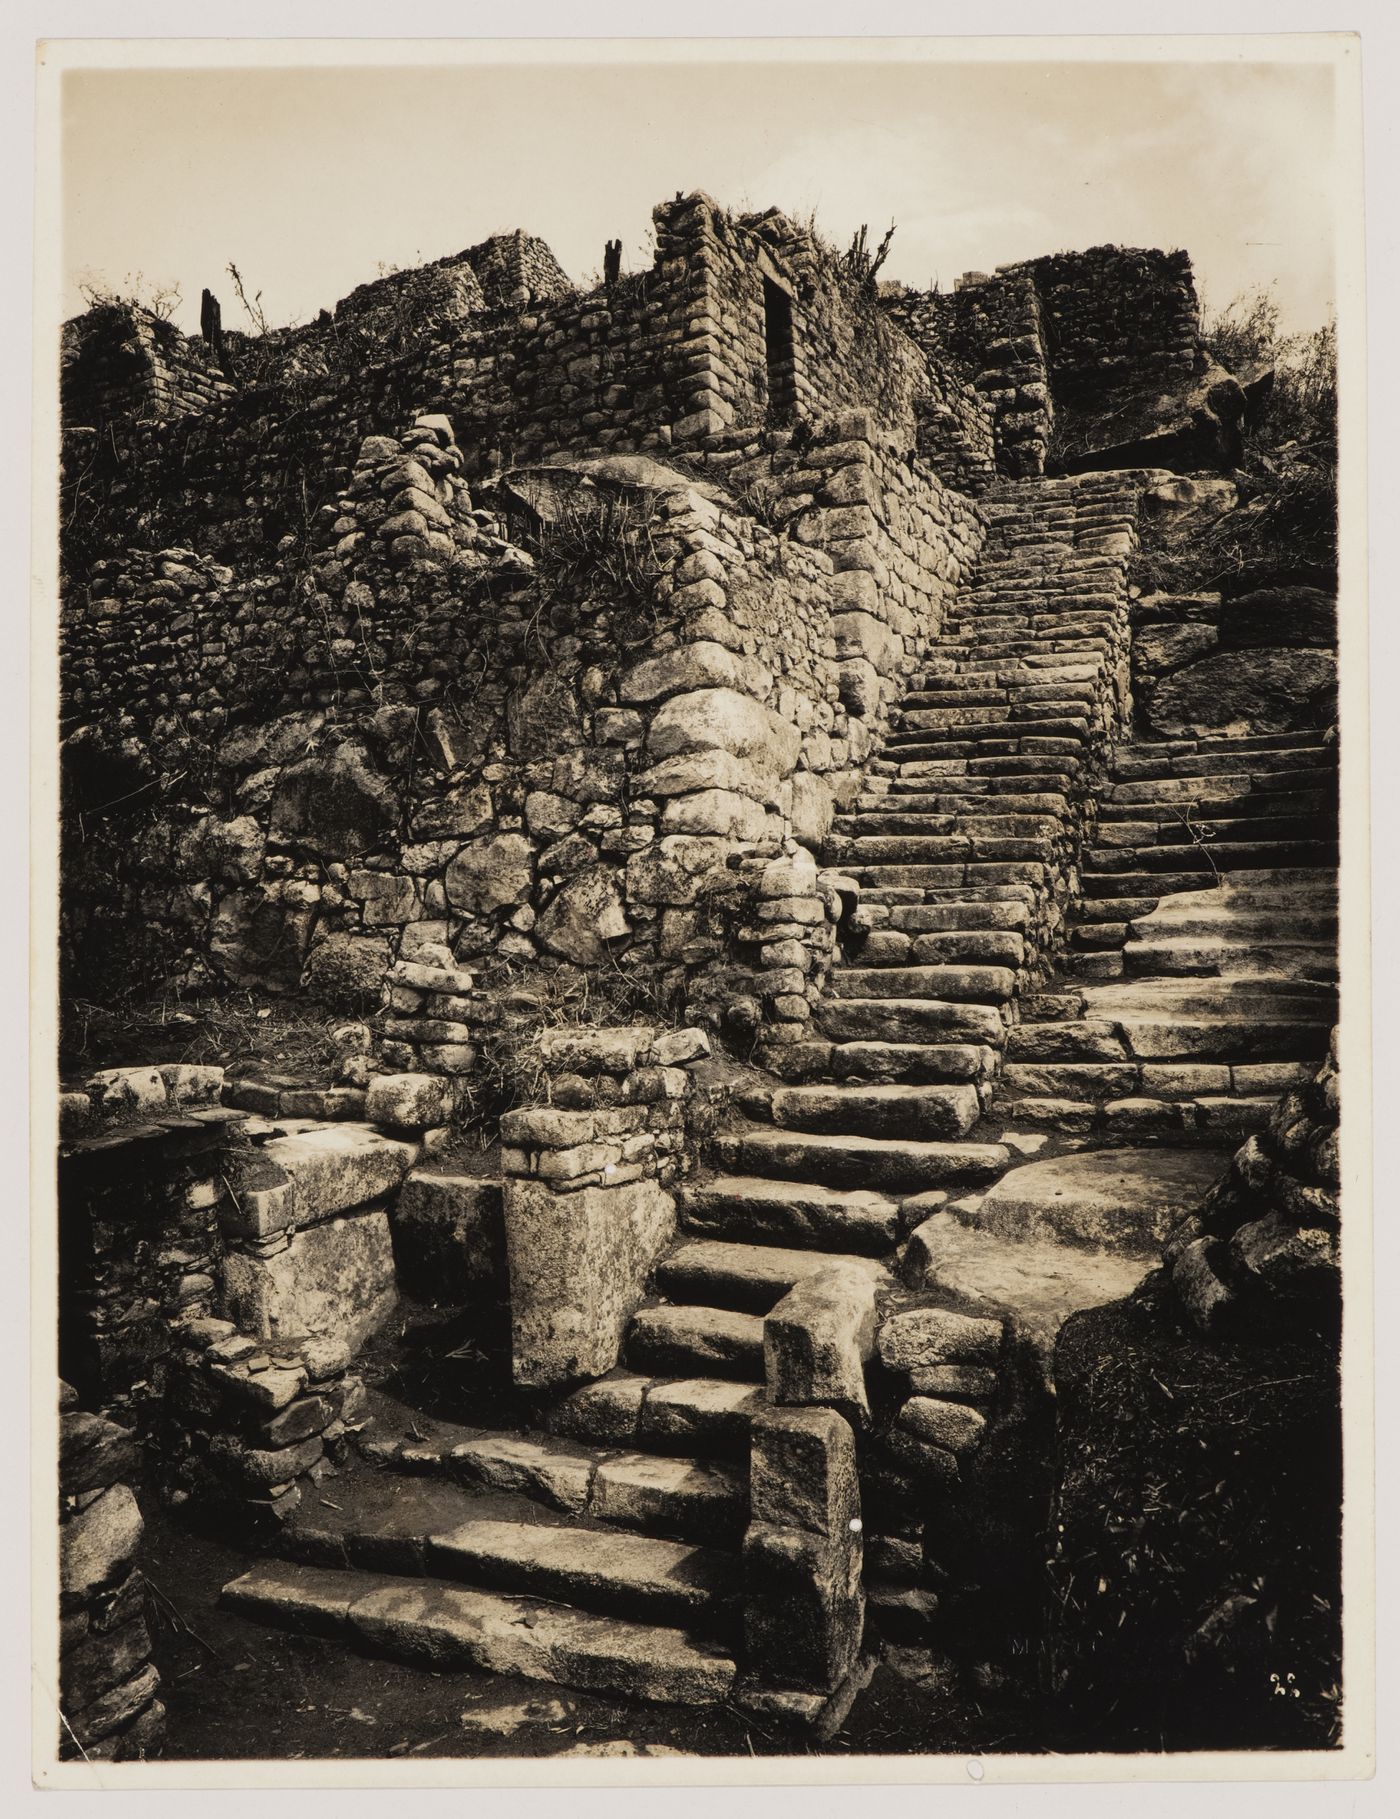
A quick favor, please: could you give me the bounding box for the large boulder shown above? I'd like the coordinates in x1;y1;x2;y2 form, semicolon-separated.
1144;646;1336;737
534;866;632;964
301;933;391;1010
646;688;801;777
445;833;534;916
1218;587;1336;650
269;746;398;858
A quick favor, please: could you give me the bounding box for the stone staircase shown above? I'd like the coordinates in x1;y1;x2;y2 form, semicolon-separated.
220;471;1339;1719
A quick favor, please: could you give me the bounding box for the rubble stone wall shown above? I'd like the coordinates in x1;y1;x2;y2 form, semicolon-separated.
61;303;235;429
58;1387;165;1761
61;403;985;1073
1165;1028;1341;1337
892;247;1204;478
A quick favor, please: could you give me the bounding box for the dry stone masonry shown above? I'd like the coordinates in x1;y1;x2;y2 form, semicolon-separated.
54;192;1342;1752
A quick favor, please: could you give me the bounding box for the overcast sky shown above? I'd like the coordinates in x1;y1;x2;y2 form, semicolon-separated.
59;49;1340;339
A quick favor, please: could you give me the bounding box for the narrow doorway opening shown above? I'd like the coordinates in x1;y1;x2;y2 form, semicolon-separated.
763;277;797;425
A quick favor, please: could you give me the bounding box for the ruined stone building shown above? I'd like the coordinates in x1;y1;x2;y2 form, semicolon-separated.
54;196;1341;1759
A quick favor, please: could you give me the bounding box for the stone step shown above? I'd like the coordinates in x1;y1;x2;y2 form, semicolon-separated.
900;683;1100;710
856;929;1027;968
829;965;1018;1006
1079;975;1336;1021
353;1393;746;1544
883;901;1030;933
678;1174;901;1253
1094;812;1334;850
838;835;1055;866
1096;787;1333;822
428;1518;739;1634
884;738;1087;764
1005;1012;1331;1065
273;1468;739;1633
625;1305;766;1380
657;1239;891;1315
1126;905;1337;942
1103;767;1335;806
846;862;1048;892
856;791;1070;817
814;996;1008;1046
992;1093;1279;1141
1080;865;1325;899
889;715;1091;743
952;1147;1227;1259
758;1081;982;1140
1111;746;1332;783
861;882;1039;909
1062;953;1126;980
836;813;1062;841
221;1562;737;1705
713;1126;1009;1192
999;1059;1311;1103
1084;838;1338;874
1071;895;1164;927
885;755;1082;781
548;1371;767;1456
828;1039;996;1085
1125;731;1330;758
1122;936;1338;980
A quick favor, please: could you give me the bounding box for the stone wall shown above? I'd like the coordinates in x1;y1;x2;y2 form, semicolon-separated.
58;1066;242;1433
892;246;1209;478
889;272;1051;480
1165;1028;1340;1336
58;1385;165;1761
61;405;985;1075
61;303;235;429
58;193;993;589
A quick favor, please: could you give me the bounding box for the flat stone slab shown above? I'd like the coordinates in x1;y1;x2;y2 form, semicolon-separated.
224;1122;419;1238
678;1176;900;1255
963;1146;1226;1256
766;1083;981;1141
714;1127;1010;1192
626;1305;765;1379
905;1213;1156;1359
426;1517;737;1627
222;1564;736;1704
657;1239;890;1315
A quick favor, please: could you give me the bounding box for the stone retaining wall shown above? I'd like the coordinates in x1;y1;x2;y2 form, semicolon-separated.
58;1385;164;1761
62;404;985;1074
1165;1028;1340;1336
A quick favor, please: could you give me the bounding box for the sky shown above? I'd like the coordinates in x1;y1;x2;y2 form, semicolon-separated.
58;50;1341;339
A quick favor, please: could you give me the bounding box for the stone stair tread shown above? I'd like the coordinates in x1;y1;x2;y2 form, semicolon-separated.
678;1173;901;1252
761;1080;982;1139
626;1304;766;1379
547;1370;767;1454
828;1040;995;1084
221;1562;737;1704
904;1216;1160;1359
829;965;1017;1004
814;997;1008;1046
657;1238;891;1313
715;1125;1009;1190
274;1463;739;1629
428;1516;738;1623
1077;977;1335;1017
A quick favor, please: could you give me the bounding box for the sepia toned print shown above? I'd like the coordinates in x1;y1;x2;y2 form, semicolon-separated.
38;36;1368;1783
